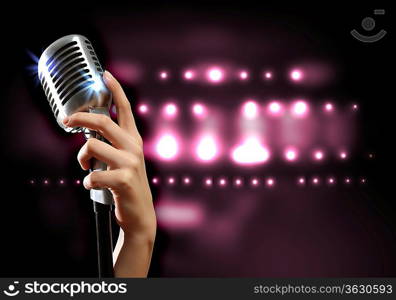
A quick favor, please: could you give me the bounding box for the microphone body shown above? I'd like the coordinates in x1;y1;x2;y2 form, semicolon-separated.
38;34;114;277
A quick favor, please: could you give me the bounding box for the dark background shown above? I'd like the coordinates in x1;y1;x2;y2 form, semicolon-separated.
0;2;394;277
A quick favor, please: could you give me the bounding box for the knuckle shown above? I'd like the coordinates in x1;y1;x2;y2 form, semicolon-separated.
85;138;97;154
117;170;133;188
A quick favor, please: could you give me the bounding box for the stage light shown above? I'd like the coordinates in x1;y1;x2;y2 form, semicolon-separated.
168;177;175;185
163;103;178;117
352;104;358;111
242;101;259;119
207;67;224;83
239;70;248;80
266;177;275;187
156;201;204;229
156;134;179;160
264;71;272;79
313;150;325;161
251;178;259;186
138;104;148;114
152;177;159;184
339;151;348;160
324;102;334;112
312;177;320;185
44;179;49;185
59;179;64;185
297;177;306;185
267;101;284;116
284;146;298;162
345;177;351;184
234;178;243;187
327;177;336;185
232;137;270;165
290;69;303;81
76;179;81;185
192;103;206;118
291;100;309;117
368;153;374;159
219;177;227;187
183;177;191;185
159;71;168;79
196;135;218;162
204;178;213;186
360;178;367;184
184;70;195;80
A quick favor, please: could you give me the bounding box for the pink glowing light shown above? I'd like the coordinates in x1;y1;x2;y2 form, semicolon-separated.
266;177;275;187
59;179;64;185
207;67;224;83
297;177;306;185
324;102;334;112
183;177;191;185
192;103;206;117
232;137;270;165
268;101;284;116
159;71;168;79
352;103;358;111
234;178;243;187
313;150;325;161
284;146;298;162
264;71;272;79
360;178;367;184
291;100;309;117
251;178;259;186
44;179;49;185
312;177;320;185
328;177;336;185
196;135;218;162
156;201;204;229
152;177;159;184
163;103;177;117
30;180;35;184
168;177;175;185
184;70;195;80
290;69;303;81
204;178;213;186
239;71;248;80
156;134;179;160
219;178;227;187
242;101;259;119
138;104;148;114
339;151;348;160
345;177;351;184
76;179;81;185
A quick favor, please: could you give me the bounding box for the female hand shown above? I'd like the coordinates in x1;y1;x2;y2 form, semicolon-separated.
63;71;156;277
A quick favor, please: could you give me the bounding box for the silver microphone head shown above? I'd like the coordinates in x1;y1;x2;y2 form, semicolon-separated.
38;34;112;133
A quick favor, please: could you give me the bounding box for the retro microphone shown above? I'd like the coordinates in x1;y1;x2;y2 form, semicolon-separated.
38;34;114;277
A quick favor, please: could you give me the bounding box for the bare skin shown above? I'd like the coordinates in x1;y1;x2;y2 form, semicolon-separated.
63;71;156;277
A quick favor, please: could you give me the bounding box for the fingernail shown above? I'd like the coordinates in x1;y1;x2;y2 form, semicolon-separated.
103;70;113;83
83;176;90;190
63;116;70;126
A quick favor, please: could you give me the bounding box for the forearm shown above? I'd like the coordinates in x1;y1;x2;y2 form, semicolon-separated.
113;228;156;277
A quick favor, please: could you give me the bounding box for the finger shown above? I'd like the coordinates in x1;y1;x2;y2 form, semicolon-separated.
103;71;140;136
78;138;124;170
83;169;131;190
64;112;131;149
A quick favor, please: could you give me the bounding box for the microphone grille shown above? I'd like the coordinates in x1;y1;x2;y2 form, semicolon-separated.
38;35;109;132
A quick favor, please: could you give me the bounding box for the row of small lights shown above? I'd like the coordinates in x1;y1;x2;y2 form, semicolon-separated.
27;176;367;187
136;101;359;117
152;176;367;187
157;68;306;83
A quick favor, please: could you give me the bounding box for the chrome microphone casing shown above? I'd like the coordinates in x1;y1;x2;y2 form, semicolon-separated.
38;34;112;133
38;34;113;205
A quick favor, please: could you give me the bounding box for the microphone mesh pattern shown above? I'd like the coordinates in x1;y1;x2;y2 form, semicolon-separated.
38;35;109;133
